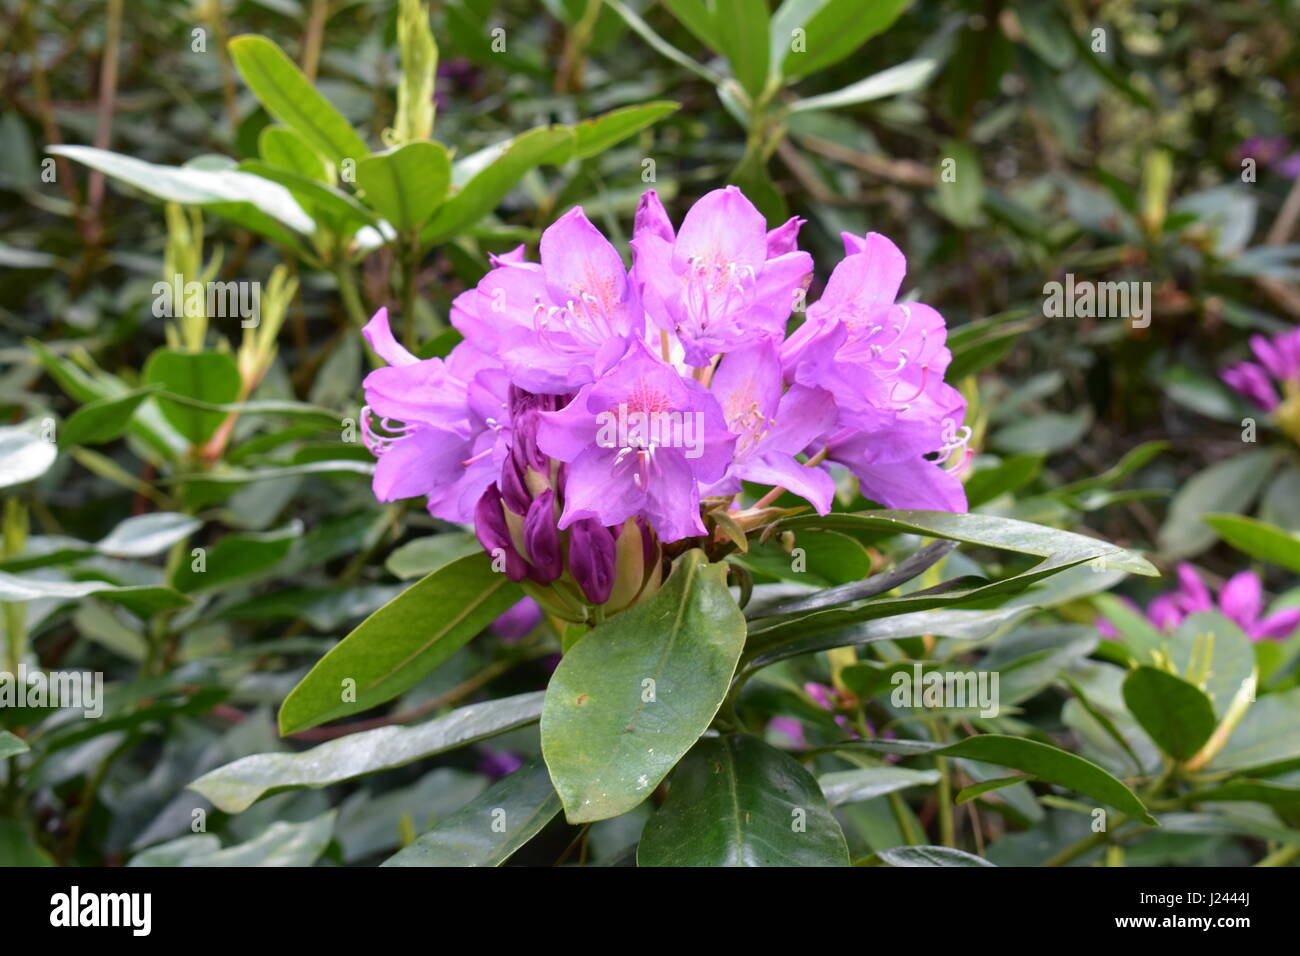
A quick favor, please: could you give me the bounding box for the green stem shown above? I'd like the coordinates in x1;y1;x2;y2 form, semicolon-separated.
935;755;955;847
1255;844;1300;867
888;791;922;846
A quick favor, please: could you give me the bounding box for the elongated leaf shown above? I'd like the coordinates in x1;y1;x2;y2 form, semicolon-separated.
130;811;335;867
279;552;522;734
356;141;451;231
95;512;202;559
383;757;560;866
638;735;849;866
1209;686;1300;773
0;572;189;616
744;606;1031;673
59;386;161;448
1189;780;1300;810
238;160;378;235
818;766;940;806
228;35;369;163
954;775;1031;805
908;735;1157;825
192;691;543;813
778;0;911;80
789;58;937;114
1157;451;1277;559
1122;666;1217;761
776;509;1157;575
571;101;680;160
714;0;770;99
1204;513;1300;574
259;125;330;181
878;845;995;867
748;551;1088;644
541;550;746;823
421;126;573;245
0;426;55;489
48;145;313;247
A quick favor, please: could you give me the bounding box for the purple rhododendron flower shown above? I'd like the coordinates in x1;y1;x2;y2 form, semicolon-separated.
1220;327;1300;413
359;186;971;615
1098;562;1300;642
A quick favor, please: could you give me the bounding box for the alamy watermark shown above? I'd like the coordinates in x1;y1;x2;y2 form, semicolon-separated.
0;666;103;719
891;664;1000;718
152;274;261;327
1043;273;1151;328
595;404;705;459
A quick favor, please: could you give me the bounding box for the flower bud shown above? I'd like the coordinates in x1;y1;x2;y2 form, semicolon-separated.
569;517;616;605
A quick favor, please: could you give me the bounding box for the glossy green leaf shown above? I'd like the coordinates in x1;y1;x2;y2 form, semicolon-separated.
59;386;161;448
129;811;335;867
384;532;480;580
192;691;543;813
171;522;298;593
571;101;680;160
1204;513;1300;574
878;845;995;867
383;757;560;866
541;549;746;823
788;57;937;114
48;145;313;248
778;0;911;80
818;766;940;806
1157;451;1277;559
228;35;369;163
1122;666;1217;761
714;0;770;99
259;125;330;181
356;141;451;231
776;509;1157;575
95;512;202;559
142;349;242;445
0;426;56;489
954;774;1032;805
421;126;573;245
279;552;523;734
238;160;378;235
638;735;849;866
1209;686;1300;773
0;572;189;616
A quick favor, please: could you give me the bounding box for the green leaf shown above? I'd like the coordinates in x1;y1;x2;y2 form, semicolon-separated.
1157;451;1277;559
744;606;1031;673
383;757;560;866
0;572;189;616
1122;666;1217;761
356;141;451;231
129;811;336;867
571;101;680;160
0;425;56;489
48;145;313;248
171;522;299;593
1189;780;1300;811
238;159;378;235
259;125;330;181
964;454;1043;508
877;845;995;867
788;57;937;114
954;775;1031;805
1204;513;1300;574
925;735;1157;825
1209;686;1300;773
384;532;481;580
279;552;523;734
191;691;543;813
933;139;984;228
541;550;746;823
421;126;574;245
714;0;771;99
638;735;849;866
142;349;243;445
818;765;941;806
59;385;161;448
95;512;202;558
776;509;1158;576
228;35;369;164
0;730;28;762
778;0;912;80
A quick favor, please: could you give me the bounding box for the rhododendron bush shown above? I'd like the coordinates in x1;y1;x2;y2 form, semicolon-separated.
2;0;1299;882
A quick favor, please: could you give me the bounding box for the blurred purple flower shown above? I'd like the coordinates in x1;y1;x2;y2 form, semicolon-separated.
1220;327;1300;414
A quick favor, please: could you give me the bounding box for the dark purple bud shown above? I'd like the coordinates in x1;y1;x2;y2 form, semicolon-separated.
500;455;532;515
523;490;562;584
569;518;617;605
473;484;527;581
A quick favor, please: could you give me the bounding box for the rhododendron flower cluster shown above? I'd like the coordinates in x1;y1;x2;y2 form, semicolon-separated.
361;186;969;616
1098;562;1300;642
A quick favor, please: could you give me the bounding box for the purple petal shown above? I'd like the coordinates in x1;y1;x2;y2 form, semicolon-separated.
1218;571;1263;630
362;307;418;367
